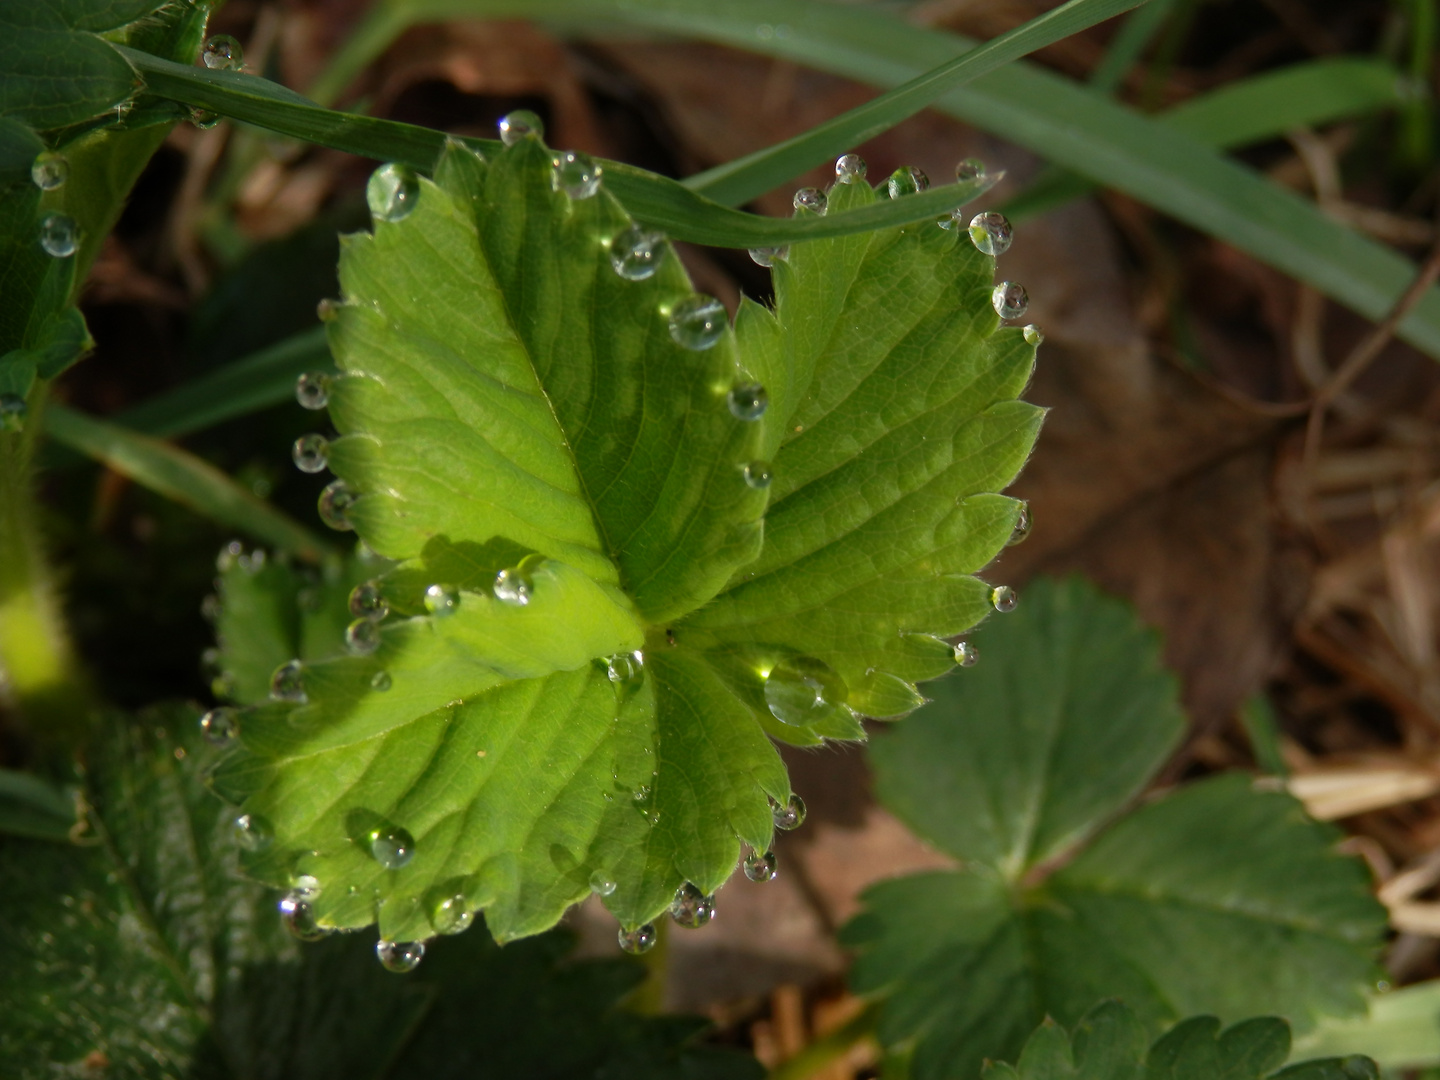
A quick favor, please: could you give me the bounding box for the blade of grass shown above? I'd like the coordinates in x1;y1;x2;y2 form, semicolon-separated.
0;768;78;842
1088;0;1178;92
117;47;1000;249
677;0;1149;205
43;405;334;562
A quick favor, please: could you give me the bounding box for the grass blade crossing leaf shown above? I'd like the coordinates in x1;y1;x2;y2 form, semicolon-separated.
846;579;1386;1080
214;134;1038;943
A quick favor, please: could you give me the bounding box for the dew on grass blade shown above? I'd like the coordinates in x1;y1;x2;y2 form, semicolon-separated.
291;433;328;473
552;150;601;198
39;213;78;258
201;34;243;70
887;166;929;198
955;158;986;183
619;924;656;954
376;939;425;972
991;282;1029;320
835;153;867;183
793;187;827;215
30;151;67;191
668;295;726;350
748;246;788;267
498;110;543;146
367;163;419;223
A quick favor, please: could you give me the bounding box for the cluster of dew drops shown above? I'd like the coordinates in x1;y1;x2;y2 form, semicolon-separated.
191;116;1036;974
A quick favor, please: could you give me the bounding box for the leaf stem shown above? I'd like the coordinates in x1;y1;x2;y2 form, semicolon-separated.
0;384;95;745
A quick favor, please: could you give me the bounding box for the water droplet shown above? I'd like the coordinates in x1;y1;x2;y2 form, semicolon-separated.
743;849;777;882
371;670;393;691
202;34;243;71
727;382;768;421
349;580;389;620
955;158;986;183
954;641;978;667
670;882;715;929
764;656;848;727
1023;324;1044;346
590;870;618;896
424;583;460;616
295;371;331;410
1007;503;1031;546
369;826;416;869
887;166;929;199
292;433;329;473
834;153;867;183
367;162;419;224
968;211;1013;256
493;567;532;606
200;707;239;746
991;585;1018;613
318;480;357;531
39;212;78;258
552;150;601;198
793;187;827;215
0;393;27;433
991;282;1029;321
190;108;220;130
292;874;321;900
498;109;543;146
376;939;425;972
772;794;807;831
269;660;306;703
279;891;327;941
232;812;273;851
748;246;788;267
618;924;656;954
742;461;772;490
345;617;381;655
668;295;726;350
316;298;339;322
609;224;664;281
432;894;473;934
30;151;67;191
607;651;644;690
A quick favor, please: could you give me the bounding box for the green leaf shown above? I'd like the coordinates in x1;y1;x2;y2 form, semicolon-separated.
0;767;77;841
870;577;1186;878
845;580;1386;1080
213;136;1038;942
0;707;761;1079
1292;981;1440;1070
985;1001;1378;1080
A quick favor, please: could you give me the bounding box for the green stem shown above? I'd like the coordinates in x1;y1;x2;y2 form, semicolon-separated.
0;383;94;744
767;1003;881;1080
627;917;670;1015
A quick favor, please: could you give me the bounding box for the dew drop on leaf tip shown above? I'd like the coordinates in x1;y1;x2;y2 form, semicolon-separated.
668;295;727;350
498;109;544;146
887;166;929;199
748;245;788;267
744;849;778;882
835;153;867;184
370;826;416;870
793;187;827;215
345;617;381;655
1023;324;1044;346
955;158;986;183
367;162;419;224
991;282;1029;321
292;433;329;473
552;150;601;199
609;224;663;281
432;894;473;935
316;298;339;323
279;892;327;941
0;394;27;433
772;794;807;831
295;371;331;410
30;151;67;191
269;660;306;703
619;924;657;954
670;883;716;929
199;707;239;746
590;870;618;896
424;583;460;616
318;480;358;531
1007;504;1032;546
38;212;78;258
727;383;768;421
377;939;425;972
969;212;1013;257
991;585;1018;613
953;641;978;667
201;34;243;71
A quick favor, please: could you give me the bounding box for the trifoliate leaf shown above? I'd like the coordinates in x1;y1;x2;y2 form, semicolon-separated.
847;579;1386;1080
216;135;1040;941
982;1001;1378;1080
0;707;760;1079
